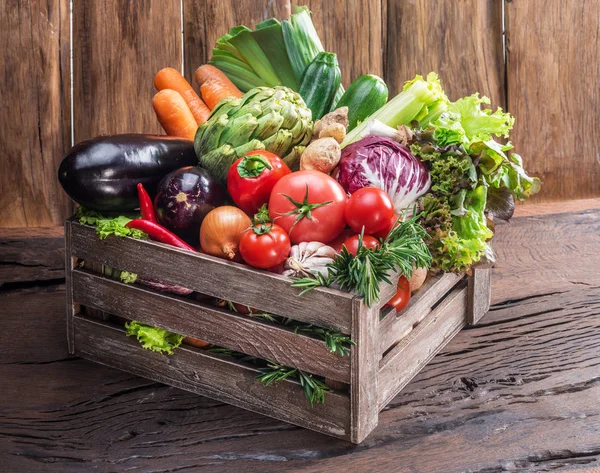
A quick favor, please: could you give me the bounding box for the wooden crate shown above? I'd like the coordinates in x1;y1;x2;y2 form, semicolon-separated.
64;219;491;443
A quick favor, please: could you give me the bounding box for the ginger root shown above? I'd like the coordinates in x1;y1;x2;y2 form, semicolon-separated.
312;107;349;143
300;137;341;174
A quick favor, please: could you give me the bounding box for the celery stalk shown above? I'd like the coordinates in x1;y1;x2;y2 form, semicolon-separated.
341;73;449;147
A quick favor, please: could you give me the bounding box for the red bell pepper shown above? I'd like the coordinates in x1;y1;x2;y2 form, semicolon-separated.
226;150;291;215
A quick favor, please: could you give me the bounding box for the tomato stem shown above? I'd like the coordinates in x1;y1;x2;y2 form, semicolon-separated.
279;185;332;234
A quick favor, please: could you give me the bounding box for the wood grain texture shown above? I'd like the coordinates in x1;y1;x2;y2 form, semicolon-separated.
385;0;504;101
0;0;71;228
379;272;464;354
378;282;469;410
293;0;386;85
72;1;182;141
68;221;355;332
0;227;65;284
467;266;491;325
506;0;600;201
349;299;379;443
74;315;351;441
515;198;600;217
1;208;599;472
72;268;351;383
183;0;291;85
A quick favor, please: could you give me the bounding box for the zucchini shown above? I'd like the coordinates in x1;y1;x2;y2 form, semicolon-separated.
336;74;388;131
299;52;341;120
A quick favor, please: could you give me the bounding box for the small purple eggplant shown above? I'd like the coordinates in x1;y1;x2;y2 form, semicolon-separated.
154;166;227;244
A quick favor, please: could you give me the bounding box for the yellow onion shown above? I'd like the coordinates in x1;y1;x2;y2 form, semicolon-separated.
200;206;251;261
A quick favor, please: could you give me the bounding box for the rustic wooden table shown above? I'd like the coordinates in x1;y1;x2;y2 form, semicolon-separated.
1;201;599;473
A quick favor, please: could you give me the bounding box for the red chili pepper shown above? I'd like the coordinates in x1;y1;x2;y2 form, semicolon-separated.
126;219;196;252
137;183;158;223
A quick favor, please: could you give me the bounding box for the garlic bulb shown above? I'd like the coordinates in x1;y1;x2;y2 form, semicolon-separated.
282;242;336;278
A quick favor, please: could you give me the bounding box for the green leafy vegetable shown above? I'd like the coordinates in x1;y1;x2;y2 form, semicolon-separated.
119;271;138;284
76;207;147;240
292;214;432;307
125;321;183;355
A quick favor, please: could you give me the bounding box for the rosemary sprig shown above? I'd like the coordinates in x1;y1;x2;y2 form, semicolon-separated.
294;325;355;357
291;213;432;307
257;361;330;407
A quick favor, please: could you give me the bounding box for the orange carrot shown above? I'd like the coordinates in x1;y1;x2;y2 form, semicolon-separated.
154;67;210;124
199;79;239;110
195;64;242;97
152;89;198;141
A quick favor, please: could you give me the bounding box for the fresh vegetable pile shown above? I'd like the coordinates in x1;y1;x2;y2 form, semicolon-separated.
58;6;539;406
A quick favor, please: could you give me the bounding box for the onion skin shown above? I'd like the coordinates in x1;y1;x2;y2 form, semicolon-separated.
200;206;251;261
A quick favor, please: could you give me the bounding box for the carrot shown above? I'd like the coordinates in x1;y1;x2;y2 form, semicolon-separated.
195;65;242;97
154;67;210;124
152;89;198;141
198;79;238;110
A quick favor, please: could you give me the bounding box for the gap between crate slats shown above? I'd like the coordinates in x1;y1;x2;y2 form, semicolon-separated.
378;283;469;410
73;315;351;440
72;268;351;383
378;272;465;355
67;221;355;333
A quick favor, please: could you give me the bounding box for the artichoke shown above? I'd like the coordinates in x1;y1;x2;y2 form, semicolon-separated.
195;86;313;182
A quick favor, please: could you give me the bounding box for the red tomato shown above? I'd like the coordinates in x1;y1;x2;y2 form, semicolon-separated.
227;151;291;215
239;223;291;269
345;187;395;235
372;214;401;239
268;171;348;244
386;276;411;311
342;235;379;256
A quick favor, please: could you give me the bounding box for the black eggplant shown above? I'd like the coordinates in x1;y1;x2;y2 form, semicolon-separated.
58;134;198;212
154;166;227;244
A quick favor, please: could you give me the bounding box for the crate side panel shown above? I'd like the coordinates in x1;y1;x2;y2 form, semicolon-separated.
73;315;351;440
70;222;353;332
468;266;492;325
378;284;469;410
350;300;379;444
379;272;464;355
72;269;350;383
65;221;75;354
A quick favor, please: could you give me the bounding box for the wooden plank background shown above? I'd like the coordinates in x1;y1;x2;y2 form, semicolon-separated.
1;0;598;229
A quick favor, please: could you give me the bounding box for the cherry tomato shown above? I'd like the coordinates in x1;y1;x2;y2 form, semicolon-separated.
342;234;379;256
227;151;291;215
372;214;402;239
345;187;394;235
239;223;291;269
329;228;356;253
269;171;347;244
386;276;411;311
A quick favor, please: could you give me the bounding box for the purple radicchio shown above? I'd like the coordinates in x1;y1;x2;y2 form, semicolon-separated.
335;136;431;212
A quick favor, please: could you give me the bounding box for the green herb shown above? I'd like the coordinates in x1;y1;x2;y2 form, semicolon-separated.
76;207;146;240
125;321;183;355
294;325;354;357
292;214;432;307
257;361;330;407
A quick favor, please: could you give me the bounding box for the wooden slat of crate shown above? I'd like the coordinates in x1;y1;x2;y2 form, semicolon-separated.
377;282;469;410
72;268;350;383
468;266;492;325
73;315;351;440
378;272;465;355
67;221;354;333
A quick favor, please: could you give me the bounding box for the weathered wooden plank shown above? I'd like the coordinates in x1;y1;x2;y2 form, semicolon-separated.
0;227;65;284
73;316;351;440
350;299;379;443
515;198;600;217
72;268;350;383
72;1;182;141
467;266;491;325
379;272;464;355
294;0;385;86
68;221;354;332
506;0;600;201
0;0;72;227
378;283;468;410
385;0;504;101
65;222;74;354
183;0;290;85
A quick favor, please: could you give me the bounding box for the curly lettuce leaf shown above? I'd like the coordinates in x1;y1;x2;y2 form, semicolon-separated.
119;271;138;284
125;321;183;355
76;207;147;240
448;93;514;143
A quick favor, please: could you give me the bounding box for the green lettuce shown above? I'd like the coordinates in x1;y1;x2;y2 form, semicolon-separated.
76;207;146;240
125;321;183;355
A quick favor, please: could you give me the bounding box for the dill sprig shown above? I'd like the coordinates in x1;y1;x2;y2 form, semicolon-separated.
257;361;330;407
291;213;432;307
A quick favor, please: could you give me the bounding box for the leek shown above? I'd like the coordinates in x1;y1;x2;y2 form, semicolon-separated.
342;73;449;147
228;26;282;87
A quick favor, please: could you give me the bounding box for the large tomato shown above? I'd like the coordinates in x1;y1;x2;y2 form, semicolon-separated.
269;171;347;244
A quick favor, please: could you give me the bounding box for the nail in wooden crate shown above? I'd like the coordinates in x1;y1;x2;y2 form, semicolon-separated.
64;219;491;444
